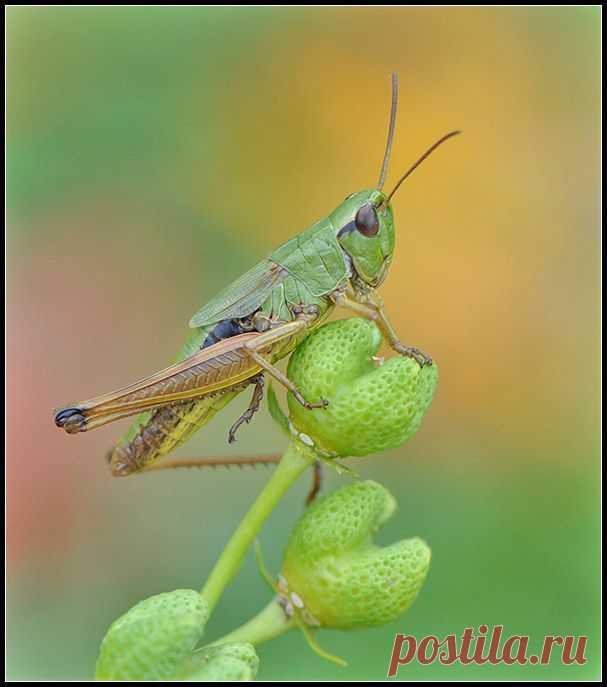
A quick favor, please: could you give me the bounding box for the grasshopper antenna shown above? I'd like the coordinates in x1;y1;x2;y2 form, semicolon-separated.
387;129;462;202
377;72;399;191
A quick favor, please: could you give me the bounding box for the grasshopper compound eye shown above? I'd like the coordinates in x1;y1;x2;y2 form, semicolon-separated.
354;203;379;237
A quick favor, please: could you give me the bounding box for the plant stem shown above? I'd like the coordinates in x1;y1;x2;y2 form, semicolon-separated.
201;441;316;614
211;598;296;647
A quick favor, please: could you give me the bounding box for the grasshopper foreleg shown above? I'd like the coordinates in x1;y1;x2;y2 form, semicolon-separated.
331;291;433;367
228;374;265;444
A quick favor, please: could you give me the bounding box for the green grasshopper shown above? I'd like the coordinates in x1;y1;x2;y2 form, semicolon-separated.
54;74;459;478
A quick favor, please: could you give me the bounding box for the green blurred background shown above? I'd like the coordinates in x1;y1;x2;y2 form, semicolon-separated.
6;6;600;680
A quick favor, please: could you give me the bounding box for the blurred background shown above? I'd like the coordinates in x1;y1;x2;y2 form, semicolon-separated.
6;6;600;680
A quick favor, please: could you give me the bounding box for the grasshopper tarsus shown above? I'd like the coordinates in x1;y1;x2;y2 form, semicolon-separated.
303;398;329;411
227;374;265;444
395;344;433;368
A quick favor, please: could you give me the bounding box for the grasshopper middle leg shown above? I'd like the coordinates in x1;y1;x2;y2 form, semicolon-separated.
228;374;265;444
243;318;328;410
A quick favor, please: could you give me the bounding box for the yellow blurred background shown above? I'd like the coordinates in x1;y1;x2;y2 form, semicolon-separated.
7;6;600;680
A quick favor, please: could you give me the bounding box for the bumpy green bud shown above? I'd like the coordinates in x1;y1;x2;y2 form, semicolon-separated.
285;318;438;457
175;642;259;681
281;481;430;629
95;589;209;681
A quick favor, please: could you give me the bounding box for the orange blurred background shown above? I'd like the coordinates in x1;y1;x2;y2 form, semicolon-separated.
7;6;600;680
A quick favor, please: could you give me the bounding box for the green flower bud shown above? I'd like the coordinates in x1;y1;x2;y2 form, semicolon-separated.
285;318;438;457
175;642;259;682
281;481;430;629
95;589;209;681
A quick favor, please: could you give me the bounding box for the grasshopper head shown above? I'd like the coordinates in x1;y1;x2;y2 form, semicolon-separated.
333;190;395;288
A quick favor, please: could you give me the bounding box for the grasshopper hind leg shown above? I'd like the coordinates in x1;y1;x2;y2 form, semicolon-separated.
228;374;265;444
305;460;323;504
107;390;242;477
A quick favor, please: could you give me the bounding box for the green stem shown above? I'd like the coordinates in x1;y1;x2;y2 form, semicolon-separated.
212;598;296;647
201;441;316;613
